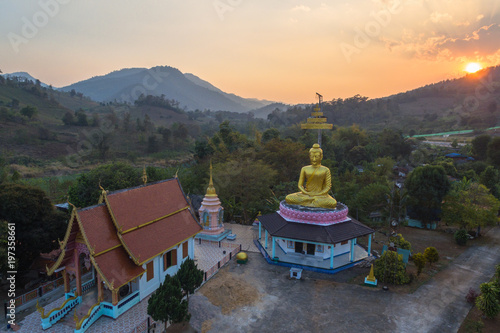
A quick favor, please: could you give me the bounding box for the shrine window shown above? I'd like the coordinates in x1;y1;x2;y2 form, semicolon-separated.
163;249;177;271
287;240;294;249
183;241;189;259
146;261;154;282
316;245;324;253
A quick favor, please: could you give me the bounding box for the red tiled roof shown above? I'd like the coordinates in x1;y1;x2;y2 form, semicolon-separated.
48;178;201;289
78;204;120;255
107;179;189;232
120;208;201;264
93;246;145;289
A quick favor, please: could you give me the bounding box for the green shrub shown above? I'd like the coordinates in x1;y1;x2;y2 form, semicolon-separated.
476;282;500;319
389;233;412;251
454;229;468;246
412;252;426;276
464;319;483;333
424;247;439;266
374;250;410;285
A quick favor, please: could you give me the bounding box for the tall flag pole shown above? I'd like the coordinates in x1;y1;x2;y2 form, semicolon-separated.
301;93;333;147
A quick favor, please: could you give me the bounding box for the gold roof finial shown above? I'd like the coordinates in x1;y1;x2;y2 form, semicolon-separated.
142;165;147;185
206;160;217;196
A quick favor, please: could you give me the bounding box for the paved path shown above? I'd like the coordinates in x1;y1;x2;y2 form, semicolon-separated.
388;226;500;332
189;227;500;333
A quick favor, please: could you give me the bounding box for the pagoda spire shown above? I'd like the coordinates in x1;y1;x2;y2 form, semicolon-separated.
301;93;333;146
206;160;217;196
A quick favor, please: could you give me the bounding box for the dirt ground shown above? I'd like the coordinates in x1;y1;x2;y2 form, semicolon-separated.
457;306;499;333
198;269;262;315
186;226;500;333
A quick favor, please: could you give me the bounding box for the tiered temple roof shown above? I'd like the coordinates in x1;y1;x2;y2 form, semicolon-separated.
47;178;202;291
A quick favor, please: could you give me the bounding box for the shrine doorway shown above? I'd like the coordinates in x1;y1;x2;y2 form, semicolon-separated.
295;242;303;253
306;243;315;255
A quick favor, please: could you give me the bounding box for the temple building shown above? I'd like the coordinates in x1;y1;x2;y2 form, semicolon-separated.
38;178;202;332
257;144;375;273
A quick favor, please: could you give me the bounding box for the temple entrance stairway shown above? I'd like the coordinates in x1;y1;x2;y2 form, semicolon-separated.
57;286;111;331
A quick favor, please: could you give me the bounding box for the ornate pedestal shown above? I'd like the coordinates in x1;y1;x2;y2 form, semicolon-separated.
278;201;349;225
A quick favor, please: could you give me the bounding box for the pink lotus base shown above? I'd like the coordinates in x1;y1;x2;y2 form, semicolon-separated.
278;201;349;225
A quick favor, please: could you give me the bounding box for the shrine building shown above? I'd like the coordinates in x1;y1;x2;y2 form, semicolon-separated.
257;202;374;273
38;178;202;332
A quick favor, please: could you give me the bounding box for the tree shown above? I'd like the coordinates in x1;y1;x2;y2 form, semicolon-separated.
262;128;280;143
354;183;389;222
62;111;75;125
373;250;410;285
20;105;37;119
147;275;190;329
476;282;500;319
471;134;491;160
147;135;160;153
259;139;308;183
424;247;439;267
176;258;203;302
213;158;277;222
454;229;469;246
412;253;426;276
480;166;500;198
389;233;411;251
441;182;500;233
194;140;214;160
405;165;450;227
75;110;88;126
487;136;500;167
68;162;141;207
0;184;67;272
158;126;171;145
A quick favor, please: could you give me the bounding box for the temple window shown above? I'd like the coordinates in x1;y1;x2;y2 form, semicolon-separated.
183;241;189;259
146;261;154;282
163;249;177;271
218;208;224;225
287;240;294;249
316;245;324;253
202;211;210;227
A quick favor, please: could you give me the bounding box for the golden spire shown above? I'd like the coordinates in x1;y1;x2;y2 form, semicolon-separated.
366;264;376;283
142;166;147;185
206;160;217;196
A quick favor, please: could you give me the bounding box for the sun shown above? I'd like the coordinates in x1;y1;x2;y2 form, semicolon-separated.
465;62;482;73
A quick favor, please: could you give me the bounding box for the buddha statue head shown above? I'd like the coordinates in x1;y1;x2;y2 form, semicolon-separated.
309;143;323;167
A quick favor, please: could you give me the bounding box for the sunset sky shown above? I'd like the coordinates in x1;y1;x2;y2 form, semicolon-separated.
1;0;500;104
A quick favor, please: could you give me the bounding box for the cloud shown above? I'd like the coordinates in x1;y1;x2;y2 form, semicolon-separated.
380;24;500;60
291;5;311;12
440;24;500;56
429;12;452;23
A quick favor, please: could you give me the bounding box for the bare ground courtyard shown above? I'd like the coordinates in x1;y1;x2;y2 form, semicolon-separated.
188;226;500;333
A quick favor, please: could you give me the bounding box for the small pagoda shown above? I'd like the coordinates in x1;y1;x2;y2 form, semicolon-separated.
196;162;231;241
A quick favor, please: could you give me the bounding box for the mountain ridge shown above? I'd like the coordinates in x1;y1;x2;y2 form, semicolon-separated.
57;66;273;112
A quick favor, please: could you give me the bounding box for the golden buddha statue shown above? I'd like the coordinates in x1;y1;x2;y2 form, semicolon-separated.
285;144;337;209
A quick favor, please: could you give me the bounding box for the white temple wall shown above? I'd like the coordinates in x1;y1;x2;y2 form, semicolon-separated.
277;238;351;259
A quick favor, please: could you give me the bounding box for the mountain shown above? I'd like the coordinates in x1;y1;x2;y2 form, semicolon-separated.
2;72;50;88
60;66;273;112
